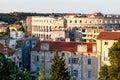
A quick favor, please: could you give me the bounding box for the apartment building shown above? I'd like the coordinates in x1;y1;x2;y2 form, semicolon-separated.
96;32;120;72
26;16;65;41
65;12;120;42
26;12;120;42
65;12;120;30
31;41;98;80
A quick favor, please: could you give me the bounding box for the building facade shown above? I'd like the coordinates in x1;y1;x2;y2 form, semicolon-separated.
65;12;120;42
26;12;120;42
31;41;98;80
26;16;65;41
96;32;120;73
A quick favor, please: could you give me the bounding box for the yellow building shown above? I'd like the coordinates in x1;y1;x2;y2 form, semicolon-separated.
96;31;120;72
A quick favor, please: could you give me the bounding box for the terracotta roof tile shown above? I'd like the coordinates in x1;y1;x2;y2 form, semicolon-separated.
32;41;96;52
10;25;21;29
97;32;120;40
0;44;14;55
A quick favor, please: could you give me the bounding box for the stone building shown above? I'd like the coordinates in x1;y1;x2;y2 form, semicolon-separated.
31;41;98;80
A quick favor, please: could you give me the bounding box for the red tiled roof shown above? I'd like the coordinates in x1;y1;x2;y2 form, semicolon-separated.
32;41;96;52
10;25;21;29
97;32;120;40
0;27;7;30
0;44;14;55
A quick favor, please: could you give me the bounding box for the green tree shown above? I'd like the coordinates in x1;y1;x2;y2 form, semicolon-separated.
98;65;109;80
51;51;70;80
0;52;36;80
0;32;6;37
37;70;46;80
24;31;31;37
99;39;120;80
17;27;25;32
5;27;10;36
14;21;22;25
0;53;18;80
108;39;120;80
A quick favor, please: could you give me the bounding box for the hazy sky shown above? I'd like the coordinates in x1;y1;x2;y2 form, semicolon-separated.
1;0;120;14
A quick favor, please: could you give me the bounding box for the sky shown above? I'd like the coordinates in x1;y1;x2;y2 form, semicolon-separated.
0;0;120;14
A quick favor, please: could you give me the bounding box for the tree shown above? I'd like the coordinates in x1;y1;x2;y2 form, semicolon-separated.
99;39;120;80
37;70;46;80
14;21;22;25
98;65;109;80
108;39;120;80
0;27;10;37
51;51;70;80
0;32;6;37
5;27;10;36
0;52;36;80
24;31;31;37
17;27;25;32
0;52;18;80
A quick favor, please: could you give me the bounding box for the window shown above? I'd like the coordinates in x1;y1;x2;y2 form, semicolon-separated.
104;51;108;61
88;59;91;65
80;20;82;23
82;29;85;32
36;55;39;62
72;58;78;64
92;45;96;53
50;56;52;63
75;20;77;23
88;71;91;78
104;42;108;45
69;58;78;64
36;67;40;75
89;21;91;23
69;57;71;64
70;20;72;23
105;20;107;23
72;70;78;77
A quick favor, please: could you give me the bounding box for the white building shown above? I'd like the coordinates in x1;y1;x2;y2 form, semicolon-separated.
9;31;24;49
26;16;65;41
26;12;120;42
31;41;98;80
65;12;120;42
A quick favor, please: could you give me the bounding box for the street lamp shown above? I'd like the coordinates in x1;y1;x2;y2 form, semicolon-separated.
41;43;49;75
